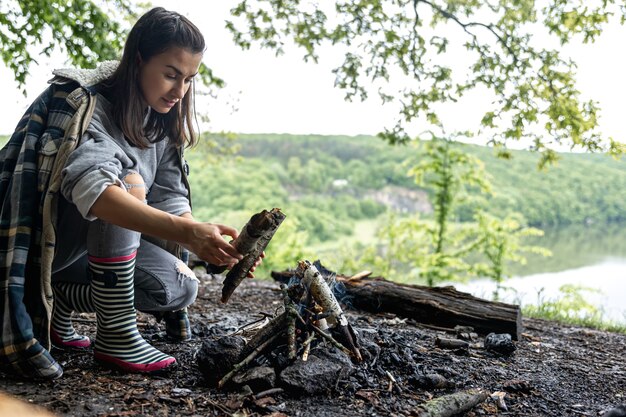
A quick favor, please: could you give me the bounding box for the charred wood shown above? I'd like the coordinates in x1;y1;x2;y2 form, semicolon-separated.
415;389;489;417
435;337;470;350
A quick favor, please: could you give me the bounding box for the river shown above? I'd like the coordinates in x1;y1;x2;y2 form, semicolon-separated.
453;224;626;324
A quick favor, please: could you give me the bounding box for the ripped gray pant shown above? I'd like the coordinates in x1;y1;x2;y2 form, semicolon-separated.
51;197;198;313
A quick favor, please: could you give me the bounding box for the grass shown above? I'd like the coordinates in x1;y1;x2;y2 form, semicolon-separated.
520;284;626;334
523;306;626;334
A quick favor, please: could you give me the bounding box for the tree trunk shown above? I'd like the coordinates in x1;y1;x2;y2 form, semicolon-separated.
271;271;522;340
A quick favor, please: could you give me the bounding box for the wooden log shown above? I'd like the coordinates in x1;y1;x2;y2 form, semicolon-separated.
221;208;286;303
272;271;523;340
415;389;489;417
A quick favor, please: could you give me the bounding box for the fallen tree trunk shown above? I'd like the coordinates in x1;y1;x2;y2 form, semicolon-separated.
415;389;489;417
271;271;522;340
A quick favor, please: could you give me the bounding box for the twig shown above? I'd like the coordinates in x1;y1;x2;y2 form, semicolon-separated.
302;332;315;361
226;313;272;336
218;332;281;389
282;285;299;361
206;399;233;415
286;307;297;360
253;388;284;400
295;311;353;358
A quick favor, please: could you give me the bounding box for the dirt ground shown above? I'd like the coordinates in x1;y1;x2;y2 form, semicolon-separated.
1;271;625;417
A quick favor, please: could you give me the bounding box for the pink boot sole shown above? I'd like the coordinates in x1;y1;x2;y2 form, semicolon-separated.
50;329;92;350
94;351;176;373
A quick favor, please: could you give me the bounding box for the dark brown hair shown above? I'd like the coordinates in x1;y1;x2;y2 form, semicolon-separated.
102;7;205;148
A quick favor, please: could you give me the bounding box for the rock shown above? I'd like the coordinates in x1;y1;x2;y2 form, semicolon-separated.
356;330;381;363
603;405;626;417
410;372;452;389
502;379;532;393
484;333;516;355
455;325;478;341
231;366;277;391
197;335;245;387
279;348;354;396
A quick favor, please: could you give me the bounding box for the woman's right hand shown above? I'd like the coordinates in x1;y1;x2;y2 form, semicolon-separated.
182;222;243;267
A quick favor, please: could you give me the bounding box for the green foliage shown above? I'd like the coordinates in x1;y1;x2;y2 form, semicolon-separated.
354;137;550;288
471;212;551;299
0;1;224;92
227;0;626;159
523;285;626;334
408;136;492;253
400;137;494;286
1;0;132;89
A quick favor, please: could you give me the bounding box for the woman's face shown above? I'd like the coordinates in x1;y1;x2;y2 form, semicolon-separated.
138;46;203;114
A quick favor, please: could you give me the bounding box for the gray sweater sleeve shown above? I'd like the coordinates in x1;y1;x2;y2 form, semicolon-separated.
60;131;127;220
147;141;191;216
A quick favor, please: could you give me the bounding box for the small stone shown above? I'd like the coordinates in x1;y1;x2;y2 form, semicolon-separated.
603;405;626;417
484;333;516;355
231;366;276;391
410;372;451;389
279;348;353;396
197;335;245;387
502;379;532;393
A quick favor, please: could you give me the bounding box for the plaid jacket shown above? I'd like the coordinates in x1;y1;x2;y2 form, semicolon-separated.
0;63;116;379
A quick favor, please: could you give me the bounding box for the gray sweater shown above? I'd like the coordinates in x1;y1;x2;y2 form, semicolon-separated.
60;95;191;220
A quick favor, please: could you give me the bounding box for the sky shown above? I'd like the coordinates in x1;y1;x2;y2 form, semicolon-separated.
2;1;626;148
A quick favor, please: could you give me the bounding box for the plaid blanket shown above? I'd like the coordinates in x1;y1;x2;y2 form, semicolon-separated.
0;79;99;379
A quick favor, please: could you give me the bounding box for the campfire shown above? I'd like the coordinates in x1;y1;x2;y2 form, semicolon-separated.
198;260;363;392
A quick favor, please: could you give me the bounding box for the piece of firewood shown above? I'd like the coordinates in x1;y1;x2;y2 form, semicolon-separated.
240;311;288;359
296;261;362;361
272;270;523;340
415;389;489;417
435;337;470;350
221;208;286;303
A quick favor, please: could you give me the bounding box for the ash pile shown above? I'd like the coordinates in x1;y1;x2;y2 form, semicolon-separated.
197;260;365;396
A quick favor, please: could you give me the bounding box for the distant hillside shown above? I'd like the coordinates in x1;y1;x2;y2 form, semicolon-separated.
190;133;626;229
2;132;624;232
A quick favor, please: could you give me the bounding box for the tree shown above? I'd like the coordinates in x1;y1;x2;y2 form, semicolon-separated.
403;137;491;286
226;0;626;165
1;0;131;89
1;0;223;92
472;212;551;299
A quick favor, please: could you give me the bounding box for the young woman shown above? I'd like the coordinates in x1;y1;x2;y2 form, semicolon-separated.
46;7;258;373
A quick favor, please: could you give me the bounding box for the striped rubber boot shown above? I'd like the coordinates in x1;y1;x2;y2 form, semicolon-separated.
51;282;94;349
89;252;176;372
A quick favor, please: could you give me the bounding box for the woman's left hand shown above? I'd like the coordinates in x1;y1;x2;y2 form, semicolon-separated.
246;251;265;278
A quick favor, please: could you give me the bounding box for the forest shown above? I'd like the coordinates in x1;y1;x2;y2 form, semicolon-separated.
185;133;626;282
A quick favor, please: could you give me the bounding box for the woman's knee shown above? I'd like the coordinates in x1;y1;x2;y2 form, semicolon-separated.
172;259;198;310
121;171;146;201
134;258;198;312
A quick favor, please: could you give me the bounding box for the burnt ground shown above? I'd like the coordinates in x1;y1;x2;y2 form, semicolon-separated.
1;271;625;417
